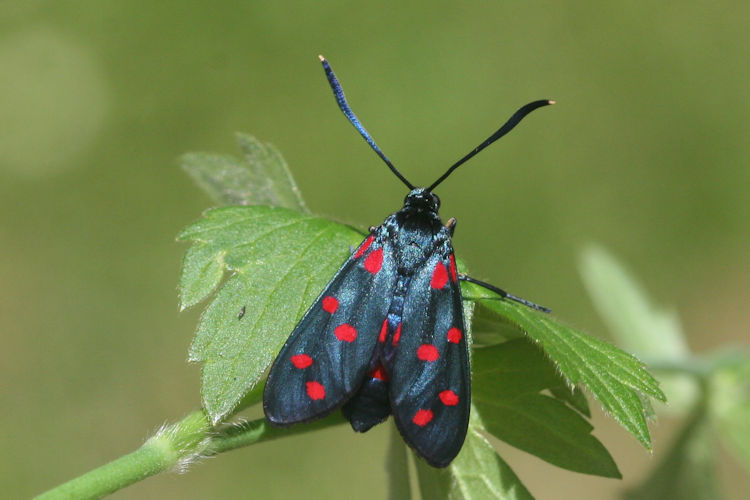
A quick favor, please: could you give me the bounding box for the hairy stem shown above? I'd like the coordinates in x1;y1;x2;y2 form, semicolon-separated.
35;411;346;499
36;410;210;499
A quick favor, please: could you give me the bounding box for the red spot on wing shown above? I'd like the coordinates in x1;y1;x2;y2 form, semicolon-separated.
306;381;325;400
449;254;458;283
369;364;389;381
431;261;448;289
322;296;339;313
364;247;383;274
439;390;459;406
379;318;388;343
334;323;357;342
447;327;463;344
417;344;439;362
290;354;313;369
412;409;434;426
392;322;402;345
353;235;374;259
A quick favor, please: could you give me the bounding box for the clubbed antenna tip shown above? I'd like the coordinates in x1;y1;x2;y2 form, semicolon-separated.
426;99;555;191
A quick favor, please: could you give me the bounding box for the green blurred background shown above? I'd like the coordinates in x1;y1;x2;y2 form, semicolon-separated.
1;1;748;498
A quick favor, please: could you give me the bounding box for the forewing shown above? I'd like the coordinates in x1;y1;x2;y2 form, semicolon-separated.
264;231;397;425
390;250;470;467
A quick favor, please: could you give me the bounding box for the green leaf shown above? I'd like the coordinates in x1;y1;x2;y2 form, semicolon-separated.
463;281;665;449
624;405;721;500
179;206;363;421
414;408;534;500
471;302;525;347
181;133;308;212
579;245;689;358
473;339;569;398
178;238;227;310
473;339;619;477
579;245;697;413
549;385;591;417
472;303;592;415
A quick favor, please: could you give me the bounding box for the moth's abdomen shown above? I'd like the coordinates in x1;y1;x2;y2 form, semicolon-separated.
342;374;391;432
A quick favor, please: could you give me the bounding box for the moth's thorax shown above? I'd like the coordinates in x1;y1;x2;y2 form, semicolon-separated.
382;188;451;275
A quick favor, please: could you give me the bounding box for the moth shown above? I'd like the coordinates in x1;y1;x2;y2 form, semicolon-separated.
263;56;553;467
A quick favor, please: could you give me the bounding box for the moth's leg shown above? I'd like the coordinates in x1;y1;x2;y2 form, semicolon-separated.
458;274;551;313
445;218;456;236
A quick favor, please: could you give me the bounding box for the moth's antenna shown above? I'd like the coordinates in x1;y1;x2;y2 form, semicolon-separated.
427;100;555;192
319;55;415;190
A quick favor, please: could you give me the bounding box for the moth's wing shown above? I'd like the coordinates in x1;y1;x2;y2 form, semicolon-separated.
389;249;470;467
264;232;397;426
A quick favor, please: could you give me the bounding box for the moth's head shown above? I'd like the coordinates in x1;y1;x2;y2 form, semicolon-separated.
404;188;440;212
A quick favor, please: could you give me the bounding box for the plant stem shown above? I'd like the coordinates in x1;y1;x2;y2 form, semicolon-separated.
646;347;748;379
35;410;347;499
35;410;211;500
208;413;347;455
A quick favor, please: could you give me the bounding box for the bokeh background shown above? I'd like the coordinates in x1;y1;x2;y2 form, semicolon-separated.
2;2;748;499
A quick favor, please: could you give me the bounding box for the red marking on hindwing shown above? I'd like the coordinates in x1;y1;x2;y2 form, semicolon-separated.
412;409;434;426
370;364;389;382
392;322;402;345
290;354;313;369
364;248;383;274
306;381;325;400
353;235;374;259
447;327;463;344
379;318;388;343
449;254;457;283
439;390;459;406
431;261;448;289
417;344;439;362
334;323;357;342
322;296;339;313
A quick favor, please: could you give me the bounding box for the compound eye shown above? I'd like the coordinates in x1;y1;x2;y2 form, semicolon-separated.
432;194;441;210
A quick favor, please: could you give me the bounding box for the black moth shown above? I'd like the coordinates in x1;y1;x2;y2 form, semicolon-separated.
263;56;553;468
